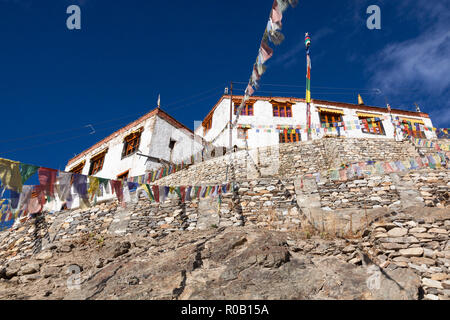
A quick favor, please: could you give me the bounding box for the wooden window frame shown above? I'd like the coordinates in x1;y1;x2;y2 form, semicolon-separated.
234;103;254;116
117;170;129;181
122;129;142;159
279;130;300;143
272;103;292;118
203;115;213;134
401;121;426;139
89;150;107;175
359;117;386;136
69;161;85;174
319;112;343;127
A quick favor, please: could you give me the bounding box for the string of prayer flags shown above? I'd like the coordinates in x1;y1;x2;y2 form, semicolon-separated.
233;0;298;127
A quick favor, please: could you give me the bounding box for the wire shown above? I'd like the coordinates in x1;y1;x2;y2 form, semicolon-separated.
162;84;226;109
0;113;138;144
0;84;226;144
162;92;224;112
1;87;227;155
0;123;126;155
230;88;381;96
232;81;399;92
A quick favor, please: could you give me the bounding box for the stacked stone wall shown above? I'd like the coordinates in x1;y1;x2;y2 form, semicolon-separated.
156;138;423;186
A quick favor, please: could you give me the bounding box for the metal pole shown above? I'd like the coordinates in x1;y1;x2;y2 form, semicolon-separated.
229;81;233;153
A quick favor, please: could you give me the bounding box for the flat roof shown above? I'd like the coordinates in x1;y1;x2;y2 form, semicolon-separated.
198;94;430;126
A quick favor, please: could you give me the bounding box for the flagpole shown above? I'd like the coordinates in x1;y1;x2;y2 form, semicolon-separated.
305;33;311;141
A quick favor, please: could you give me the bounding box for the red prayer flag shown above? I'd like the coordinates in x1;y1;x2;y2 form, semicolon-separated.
260;40;274;63
246;84;255;96
110;180;123;203
152;185;160;202
180;186;186;203
38;167;58;197
271;0;283;24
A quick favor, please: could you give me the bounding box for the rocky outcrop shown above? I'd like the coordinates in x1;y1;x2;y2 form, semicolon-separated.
0;226;417;300
0;205;448;300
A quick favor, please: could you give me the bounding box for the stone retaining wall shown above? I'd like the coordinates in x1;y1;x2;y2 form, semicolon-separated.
309;169;450;211
1;167;448;266
363;210;450;300
156;138;423;186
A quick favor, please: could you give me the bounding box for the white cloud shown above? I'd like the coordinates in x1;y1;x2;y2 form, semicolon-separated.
368;1;450;127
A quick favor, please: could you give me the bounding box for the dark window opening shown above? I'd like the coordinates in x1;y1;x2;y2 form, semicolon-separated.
122;129;142;158
89;151;107;175
279;131;300;143
70;162;85;174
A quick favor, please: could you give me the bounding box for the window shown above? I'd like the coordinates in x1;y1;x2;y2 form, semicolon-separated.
117;170;129;181
272;103;292;117
320;112;343;127
203;115;212;134
89;150;107;175
122;129;142;158
69;161;85;174
359;117;385;135
238;128;249;140
279;130;300;143
169;139;176;162
234;103;254;116
400;119;426;139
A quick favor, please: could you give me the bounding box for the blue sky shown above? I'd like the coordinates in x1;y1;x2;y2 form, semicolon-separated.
0;0;449;171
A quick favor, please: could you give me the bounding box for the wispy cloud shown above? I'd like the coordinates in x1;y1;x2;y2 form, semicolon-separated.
0;0;32;8
367;0;450;127
272;27;334;68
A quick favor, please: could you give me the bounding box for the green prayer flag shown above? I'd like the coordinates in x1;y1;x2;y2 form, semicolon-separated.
20;163;40;184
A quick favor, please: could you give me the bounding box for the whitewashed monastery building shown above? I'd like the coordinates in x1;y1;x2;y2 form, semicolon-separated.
65;94;435;181
195;94;435;150
65;107;203;180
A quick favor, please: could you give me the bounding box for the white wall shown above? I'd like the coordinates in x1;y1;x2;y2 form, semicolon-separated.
195;97;436;149
65;116;156;179
147;116;204;171
66;114;203;180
